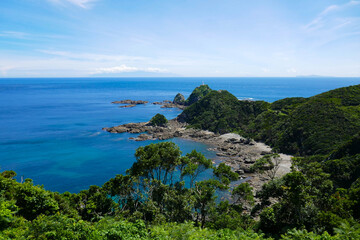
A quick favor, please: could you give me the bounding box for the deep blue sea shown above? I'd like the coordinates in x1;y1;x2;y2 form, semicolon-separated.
0;77;359;193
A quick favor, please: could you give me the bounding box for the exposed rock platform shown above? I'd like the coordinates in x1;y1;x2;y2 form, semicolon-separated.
112;100;149;108
103;119;292;193
112;100;149;105
152;100;186;110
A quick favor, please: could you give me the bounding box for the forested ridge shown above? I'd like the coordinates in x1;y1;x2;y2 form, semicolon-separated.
1;84;360;239
180;84;360;156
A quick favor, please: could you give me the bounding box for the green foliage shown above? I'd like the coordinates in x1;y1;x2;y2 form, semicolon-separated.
323;154;360;189
258;171;319;234
257;137;360;236
180;84;360;156
250;154;281;180
3;118;360;240
179;90;269;134
329;133;360;159
271;97;307;113
185;84;212;106
348;178;360;220
181;150;213;187
1;170;17;179
105;142;239;226
193;179;220;228
0;199;17;230
272;97;360;155
259;85;360;155
103;174;135;213
232;183;254;207
95;218;149;240
213;163;239;187
72;185;116;221
280;228;333;240
247;109;287;145
333;220;360;239
149;113;168;126
150;221;268;240
24;214;97;239
14;180;59;220
312;84;360;107
129;142;182;185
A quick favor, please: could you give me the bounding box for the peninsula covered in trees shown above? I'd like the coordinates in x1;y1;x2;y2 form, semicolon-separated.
1;84;360;239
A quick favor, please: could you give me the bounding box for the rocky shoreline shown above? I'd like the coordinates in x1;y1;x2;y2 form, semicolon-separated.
103;119;292;193
111;99;186;109
152;101;187;110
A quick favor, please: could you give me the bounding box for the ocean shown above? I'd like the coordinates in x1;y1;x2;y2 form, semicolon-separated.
0;77;359;193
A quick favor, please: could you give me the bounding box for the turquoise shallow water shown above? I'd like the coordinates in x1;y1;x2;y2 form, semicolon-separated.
0;77;359;192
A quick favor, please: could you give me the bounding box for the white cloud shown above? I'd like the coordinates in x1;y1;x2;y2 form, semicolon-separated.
348;0;360;6
287;68;297;74
305;1;360;31
321;5;339;16
93;65;167;74
95;65;138;73
39;50;147;62
305;5;338;31
0;31;68;41
0;31;28;39
47;0;98;9
67;0;97;9
0;66;15;76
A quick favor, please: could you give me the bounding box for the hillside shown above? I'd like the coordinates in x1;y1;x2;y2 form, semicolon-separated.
179;84;360;156
178;90;269;134
185;84;212;106
2;84;360;239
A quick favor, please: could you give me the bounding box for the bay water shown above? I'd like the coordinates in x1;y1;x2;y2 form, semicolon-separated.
0;77;359;193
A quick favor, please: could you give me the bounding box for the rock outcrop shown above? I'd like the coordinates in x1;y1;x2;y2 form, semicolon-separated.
112;100;148;104
151;100;186;110
104;120;291;176
119;104;136;108
103;119;292;194
173;93;185;105
112;100;149;108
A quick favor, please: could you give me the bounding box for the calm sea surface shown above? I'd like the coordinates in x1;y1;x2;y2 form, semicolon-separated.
0;77;359;192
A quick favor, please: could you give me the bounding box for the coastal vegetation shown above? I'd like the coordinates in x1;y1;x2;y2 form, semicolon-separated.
1;140;360;239
178;89;269;134
179;84;360;156
185;84;212;106
149;113;168;126
2;140;360;239
1;84;360;239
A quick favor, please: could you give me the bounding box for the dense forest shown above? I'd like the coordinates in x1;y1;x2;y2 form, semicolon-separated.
179;84;360;155
1;84;360;239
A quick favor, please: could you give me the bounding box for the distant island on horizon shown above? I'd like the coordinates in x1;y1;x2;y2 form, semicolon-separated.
2;75;360;79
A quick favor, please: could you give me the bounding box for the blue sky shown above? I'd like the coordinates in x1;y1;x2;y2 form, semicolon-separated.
0;0;359;77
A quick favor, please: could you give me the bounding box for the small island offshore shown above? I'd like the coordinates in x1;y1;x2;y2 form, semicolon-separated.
1;84;360;239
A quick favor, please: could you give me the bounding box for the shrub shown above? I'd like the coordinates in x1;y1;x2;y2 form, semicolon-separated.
150;114;168;126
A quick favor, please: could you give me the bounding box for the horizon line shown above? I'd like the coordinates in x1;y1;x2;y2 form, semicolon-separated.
1;76;360;79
